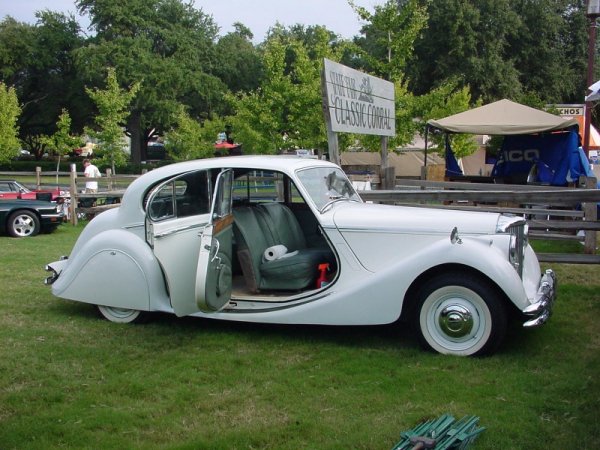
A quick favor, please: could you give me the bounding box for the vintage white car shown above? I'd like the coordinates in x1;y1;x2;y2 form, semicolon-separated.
45;156;555;356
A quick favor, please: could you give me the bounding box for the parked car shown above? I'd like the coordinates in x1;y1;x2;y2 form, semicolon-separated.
45;156;555;356
1;199;64;237
0;180;62;201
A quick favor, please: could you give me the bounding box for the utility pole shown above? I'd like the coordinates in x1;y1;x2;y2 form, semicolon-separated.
585;0;600;156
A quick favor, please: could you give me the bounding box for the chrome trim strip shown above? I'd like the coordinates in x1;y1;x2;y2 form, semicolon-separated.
154;223;204;239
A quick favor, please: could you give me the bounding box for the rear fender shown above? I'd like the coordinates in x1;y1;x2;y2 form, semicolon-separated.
52;229;169;311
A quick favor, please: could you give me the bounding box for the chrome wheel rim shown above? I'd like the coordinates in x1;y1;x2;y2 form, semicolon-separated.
13;214;36;237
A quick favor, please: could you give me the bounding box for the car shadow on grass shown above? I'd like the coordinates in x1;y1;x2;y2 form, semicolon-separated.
48;298;421;354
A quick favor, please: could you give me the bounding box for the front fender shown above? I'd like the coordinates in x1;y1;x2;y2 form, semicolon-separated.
357;234;530;321
52;229;169;310
398;235;529;309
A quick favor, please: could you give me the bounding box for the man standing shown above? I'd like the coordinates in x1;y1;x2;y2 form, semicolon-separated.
83;159;101;194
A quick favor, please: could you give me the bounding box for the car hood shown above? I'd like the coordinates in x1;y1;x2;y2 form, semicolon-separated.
332;202;501;235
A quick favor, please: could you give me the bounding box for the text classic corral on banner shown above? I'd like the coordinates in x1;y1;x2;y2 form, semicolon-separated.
323;58;395;137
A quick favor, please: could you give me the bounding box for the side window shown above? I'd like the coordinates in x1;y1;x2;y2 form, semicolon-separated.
289;181;306;205
233;170;285;204
147;170;210;221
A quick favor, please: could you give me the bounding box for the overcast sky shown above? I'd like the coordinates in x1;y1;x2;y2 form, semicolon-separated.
1;0;380;42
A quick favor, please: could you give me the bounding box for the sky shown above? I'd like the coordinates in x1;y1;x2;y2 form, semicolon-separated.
1;0;380;42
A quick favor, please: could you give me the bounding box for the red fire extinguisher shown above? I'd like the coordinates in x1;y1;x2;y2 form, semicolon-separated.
316;263;330;288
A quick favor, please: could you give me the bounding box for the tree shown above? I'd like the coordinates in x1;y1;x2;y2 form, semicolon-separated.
405;0;522;102
350;0;428;80
214;23;264;95
508;0;589;104
228;26;343;153
164;106;218;160
0;82;21;163
75;0;227;164
0;13;87;159
405;0;593;105
86;68;140;173
41;109;81;181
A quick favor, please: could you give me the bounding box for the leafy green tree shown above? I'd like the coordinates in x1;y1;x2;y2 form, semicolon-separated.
405;0;593;105
0;13;87;158
75;0;226;164
86;68;140;173
41;109;81;181
0;82;21;163
415;81;478;157
228;26;342;153
406;0;522;102
350;0;428;80
508;0;589;103
214;23;264;95
164;106;218;160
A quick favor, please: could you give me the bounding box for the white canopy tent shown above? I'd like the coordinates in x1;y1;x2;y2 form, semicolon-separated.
427;99;578;135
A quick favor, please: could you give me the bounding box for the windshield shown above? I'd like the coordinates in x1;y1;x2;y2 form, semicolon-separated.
296;167;361;210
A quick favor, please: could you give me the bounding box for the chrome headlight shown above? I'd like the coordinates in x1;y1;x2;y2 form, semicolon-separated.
498;216;528;278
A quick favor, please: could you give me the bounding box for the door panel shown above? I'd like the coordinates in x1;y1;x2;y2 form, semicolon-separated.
195;170;234;312
146;170;211;316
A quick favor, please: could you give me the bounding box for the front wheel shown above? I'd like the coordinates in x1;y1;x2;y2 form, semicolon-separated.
7;210;40;237
97;305;147;324
414;273;507;356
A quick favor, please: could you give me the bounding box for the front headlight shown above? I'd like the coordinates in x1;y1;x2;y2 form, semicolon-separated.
508;222;528;278
498;215;528;278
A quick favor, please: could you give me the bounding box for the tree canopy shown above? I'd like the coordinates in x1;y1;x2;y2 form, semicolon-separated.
0;0;597;164
0;82;21;163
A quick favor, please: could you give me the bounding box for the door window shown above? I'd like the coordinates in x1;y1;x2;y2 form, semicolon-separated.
147;171;210;221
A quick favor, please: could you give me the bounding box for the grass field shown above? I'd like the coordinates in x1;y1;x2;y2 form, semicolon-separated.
0;224;599;449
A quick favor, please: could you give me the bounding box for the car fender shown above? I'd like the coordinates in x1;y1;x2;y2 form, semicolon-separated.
52;229;169;310
380;234;530;314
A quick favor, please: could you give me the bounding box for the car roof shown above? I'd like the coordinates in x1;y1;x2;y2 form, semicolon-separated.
122;155;337;205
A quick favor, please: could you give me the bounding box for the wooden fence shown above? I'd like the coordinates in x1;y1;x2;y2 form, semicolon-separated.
4;167;599;263
358;176;600;264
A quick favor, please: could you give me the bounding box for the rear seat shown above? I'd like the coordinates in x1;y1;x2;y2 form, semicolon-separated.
232;203;333;293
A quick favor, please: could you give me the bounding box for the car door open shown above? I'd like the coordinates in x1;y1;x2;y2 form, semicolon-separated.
195;169;234;312
146;169;233;316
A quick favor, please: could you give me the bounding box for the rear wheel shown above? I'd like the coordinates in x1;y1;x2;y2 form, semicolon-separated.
7;210;40;237
97;305;147;324
414;273;507;356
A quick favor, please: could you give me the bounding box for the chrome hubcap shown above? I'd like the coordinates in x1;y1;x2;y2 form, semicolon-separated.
14;215;34;236
439;304;473;338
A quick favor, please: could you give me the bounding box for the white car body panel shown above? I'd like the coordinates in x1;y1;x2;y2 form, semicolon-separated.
45;155;553;351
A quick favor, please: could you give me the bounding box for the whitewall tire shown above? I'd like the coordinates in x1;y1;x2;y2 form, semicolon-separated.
97;305;147;324
414;273;507;356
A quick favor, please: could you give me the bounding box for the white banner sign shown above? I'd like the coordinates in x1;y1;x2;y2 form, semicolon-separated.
554;104;584;117
323;58;395;136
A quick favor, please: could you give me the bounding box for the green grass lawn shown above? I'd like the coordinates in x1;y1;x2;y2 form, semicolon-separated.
0;225;599;449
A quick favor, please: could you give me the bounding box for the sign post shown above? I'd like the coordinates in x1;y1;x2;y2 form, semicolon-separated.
321;59;396;188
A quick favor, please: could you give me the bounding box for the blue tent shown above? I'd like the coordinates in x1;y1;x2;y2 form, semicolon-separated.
491;129;593;186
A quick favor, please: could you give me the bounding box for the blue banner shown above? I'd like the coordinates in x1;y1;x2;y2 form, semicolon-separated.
491;130;592;186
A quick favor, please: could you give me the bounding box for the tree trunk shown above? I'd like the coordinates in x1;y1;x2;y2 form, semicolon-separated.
128;110;144;164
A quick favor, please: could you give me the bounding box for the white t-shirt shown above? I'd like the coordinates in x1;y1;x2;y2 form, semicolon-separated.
84;164;101;190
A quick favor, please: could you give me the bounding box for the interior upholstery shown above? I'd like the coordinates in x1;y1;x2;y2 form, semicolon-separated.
232;203;333;293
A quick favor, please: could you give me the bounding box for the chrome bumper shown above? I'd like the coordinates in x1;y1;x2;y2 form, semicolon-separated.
522;269;557;328
44;256;68;285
